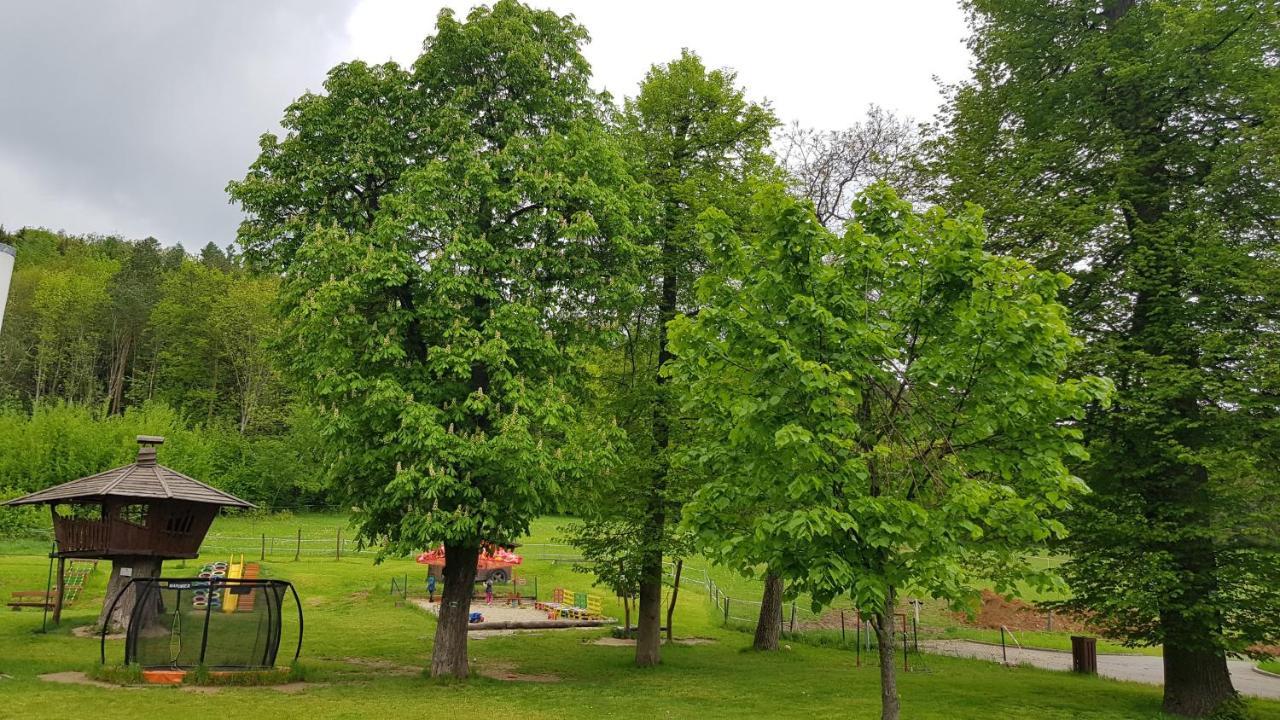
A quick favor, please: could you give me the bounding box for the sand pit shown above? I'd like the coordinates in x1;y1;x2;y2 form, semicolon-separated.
410;598;609;630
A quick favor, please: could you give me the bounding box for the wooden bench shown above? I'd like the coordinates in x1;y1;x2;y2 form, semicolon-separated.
8;590;54;610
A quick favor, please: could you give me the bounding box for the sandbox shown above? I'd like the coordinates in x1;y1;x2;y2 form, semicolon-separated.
411;599;609;630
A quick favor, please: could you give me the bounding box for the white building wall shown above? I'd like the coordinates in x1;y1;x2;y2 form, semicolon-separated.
0;243;14;335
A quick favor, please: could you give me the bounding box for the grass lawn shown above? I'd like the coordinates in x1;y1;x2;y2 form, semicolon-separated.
2;512;1277;719
1262;660;1280;675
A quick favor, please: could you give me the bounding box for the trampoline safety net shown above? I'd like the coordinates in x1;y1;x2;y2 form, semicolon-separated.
108;577;302;669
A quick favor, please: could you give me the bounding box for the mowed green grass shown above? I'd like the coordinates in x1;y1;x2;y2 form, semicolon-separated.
2;513;1277;719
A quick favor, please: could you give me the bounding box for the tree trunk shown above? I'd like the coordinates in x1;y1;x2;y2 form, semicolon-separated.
875;587;901;720
637;245;679;667
107;332;131;416
1161;643;1238;717
635;552;663;667
430;542;479;678
665;558;682;642
97;556;163;633
753;572;784;651
623;595;631;635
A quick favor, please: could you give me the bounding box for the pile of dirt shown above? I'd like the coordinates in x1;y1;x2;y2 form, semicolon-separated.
39;671;133;690
952;590;1092;633
335;656;420;676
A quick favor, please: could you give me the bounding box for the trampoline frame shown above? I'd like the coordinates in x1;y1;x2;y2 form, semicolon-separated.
100;577;303;669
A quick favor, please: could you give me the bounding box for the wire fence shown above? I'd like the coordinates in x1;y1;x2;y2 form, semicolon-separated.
660;560;933;670
0;528;594;564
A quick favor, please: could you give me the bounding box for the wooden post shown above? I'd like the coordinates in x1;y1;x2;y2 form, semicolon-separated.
856;613;862;667
51;557;66;625
40;543;54;633
336;529;342;560
723;596;730;624
665;559;682;642
260;533;266;561
903;627;910;672
789;602;796;632
295;528;302;561
841;610;846;645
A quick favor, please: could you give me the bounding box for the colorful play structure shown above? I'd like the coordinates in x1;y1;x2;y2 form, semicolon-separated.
415;543;524;584
535;588;604;621
6;559;98;612
191;556;262;612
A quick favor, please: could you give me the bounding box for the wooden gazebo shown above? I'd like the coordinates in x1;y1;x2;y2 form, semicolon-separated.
4;435;253;629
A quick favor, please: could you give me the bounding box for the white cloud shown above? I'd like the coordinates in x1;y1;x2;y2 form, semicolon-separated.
344;0;972;125
0;1;971;250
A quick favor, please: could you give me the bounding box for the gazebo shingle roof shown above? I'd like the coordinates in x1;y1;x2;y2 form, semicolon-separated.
3;437;254;509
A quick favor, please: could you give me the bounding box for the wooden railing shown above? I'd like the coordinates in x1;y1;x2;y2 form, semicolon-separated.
53;518;109;552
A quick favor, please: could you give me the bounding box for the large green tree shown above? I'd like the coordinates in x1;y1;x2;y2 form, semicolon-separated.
566;50;776;666
228;1;643;677
931;2;1280;715
669;185;1108;720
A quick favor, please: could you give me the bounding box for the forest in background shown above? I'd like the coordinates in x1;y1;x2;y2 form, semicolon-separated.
0;226;328;516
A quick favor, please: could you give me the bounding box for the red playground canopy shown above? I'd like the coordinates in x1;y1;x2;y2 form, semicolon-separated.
415;544;523;570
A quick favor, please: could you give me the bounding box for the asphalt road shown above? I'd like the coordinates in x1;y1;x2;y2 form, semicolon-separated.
925;639;1280;700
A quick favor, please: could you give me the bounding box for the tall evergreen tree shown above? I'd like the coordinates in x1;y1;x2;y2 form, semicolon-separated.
932;2;1280;715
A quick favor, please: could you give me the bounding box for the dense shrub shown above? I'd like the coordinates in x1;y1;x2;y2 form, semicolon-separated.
0;402;328;530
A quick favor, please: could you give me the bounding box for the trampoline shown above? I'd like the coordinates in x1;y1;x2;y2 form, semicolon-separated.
100;577;302;669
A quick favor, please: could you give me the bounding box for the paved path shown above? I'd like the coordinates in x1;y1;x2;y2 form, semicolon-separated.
924;640;1280;700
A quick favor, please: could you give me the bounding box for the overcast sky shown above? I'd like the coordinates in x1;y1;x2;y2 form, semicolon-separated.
0;0;972;251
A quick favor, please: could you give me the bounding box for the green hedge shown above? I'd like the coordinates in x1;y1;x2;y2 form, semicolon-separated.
0;402;330;534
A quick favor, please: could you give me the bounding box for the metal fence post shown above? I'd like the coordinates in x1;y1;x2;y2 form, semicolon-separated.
841;610;846;645
789;602;796;633
295;528;301;561
261;533;266;561
336;529;342;561
723;596;730;624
